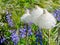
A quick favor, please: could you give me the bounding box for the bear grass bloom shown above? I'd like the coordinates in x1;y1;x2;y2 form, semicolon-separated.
53;9;60;21
21;5;56;29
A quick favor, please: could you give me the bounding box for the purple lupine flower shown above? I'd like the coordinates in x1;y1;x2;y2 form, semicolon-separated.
35;28;43;45
27;26;32;36
24;25;32;35
19;28;26;38
9;30;16;33
19;24;32;38
28;29;32;36
53;9;60;21
6;11;14;27
10;30;19;45
0;36;6;43
1;37;5;43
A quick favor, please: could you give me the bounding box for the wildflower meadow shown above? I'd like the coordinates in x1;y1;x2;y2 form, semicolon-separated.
0;0;60;45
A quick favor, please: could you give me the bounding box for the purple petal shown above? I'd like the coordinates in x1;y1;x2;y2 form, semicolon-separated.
20;34;26;38
57;16;60;21
53;13;57;17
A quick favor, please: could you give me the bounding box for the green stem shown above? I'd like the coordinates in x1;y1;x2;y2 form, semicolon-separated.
58;26;60;45
49;29;51;45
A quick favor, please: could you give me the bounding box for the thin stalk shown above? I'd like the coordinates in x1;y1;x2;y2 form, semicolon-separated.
26;24;29;45
58;26;60;45
48;29;51;45
55;23;60;27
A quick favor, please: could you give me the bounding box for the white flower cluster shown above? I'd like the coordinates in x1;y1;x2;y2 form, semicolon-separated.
21;5;56;29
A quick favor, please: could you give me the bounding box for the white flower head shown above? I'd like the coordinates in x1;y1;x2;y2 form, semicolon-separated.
21;9;32;24
37;9;57;29
30;5;43;17
30;5;43;25
21;5;57;29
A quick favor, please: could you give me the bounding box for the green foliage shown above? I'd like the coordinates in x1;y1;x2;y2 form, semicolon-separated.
0;0;60;45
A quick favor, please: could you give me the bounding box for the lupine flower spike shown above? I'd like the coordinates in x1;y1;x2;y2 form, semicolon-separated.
35;28;43;45
0;36;6;44
10;30;19;45
19;24;32;38
53;9;60;21
6;11;14;27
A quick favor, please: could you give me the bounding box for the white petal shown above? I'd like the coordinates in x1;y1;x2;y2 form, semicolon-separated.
37;9;56;29
30;5;43;17
21;9;32;23
30;5;43;25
